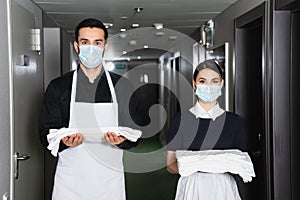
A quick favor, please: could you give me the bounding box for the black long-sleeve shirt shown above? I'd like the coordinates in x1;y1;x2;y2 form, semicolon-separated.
38;68;139;152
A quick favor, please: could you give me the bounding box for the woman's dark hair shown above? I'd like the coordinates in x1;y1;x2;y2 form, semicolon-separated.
74;18;108;42
193;59;224;81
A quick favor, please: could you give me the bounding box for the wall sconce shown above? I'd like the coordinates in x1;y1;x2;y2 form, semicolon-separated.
30;29;41;55
205;19;214;48
199;19;214;49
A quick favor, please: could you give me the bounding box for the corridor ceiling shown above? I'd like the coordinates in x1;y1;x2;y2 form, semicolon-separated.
32;0;238;60
32;0;238;38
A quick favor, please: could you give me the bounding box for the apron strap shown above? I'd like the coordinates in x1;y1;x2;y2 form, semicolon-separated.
69;70;77;127
104;68;118;104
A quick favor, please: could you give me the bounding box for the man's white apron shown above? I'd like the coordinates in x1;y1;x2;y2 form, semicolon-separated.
52;69;125;200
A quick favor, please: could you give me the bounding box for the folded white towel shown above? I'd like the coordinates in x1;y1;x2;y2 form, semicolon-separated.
47;127;142;157
176;149;255;183
47;128;79;157
100;127;142;142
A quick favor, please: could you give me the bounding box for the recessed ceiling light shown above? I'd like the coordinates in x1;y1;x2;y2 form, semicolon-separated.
134;7;143;13
122;51;127;54
129;40;137;46
169;36;178;40
120;28;126;32
120;16;128;20
132;23;140;28
120;33;127;38
155;31;164;36
106;62;115;71
153;23;164;30
103;23;113;29
137;56;141;60
144;45;149;49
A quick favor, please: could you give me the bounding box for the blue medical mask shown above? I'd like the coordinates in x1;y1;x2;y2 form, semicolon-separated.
78;45;104;68
195;84;222;103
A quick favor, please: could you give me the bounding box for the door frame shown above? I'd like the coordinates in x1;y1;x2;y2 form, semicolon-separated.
272;2;300;200
8;0;44;199
234;2;273;200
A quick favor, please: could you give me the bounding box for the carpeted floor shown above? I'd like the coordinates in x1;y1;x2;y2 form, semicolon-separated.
123;135;179;200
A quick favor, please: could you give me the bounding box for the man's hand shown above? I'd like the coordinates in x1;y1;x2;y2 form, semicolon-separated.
61;133;85;147
102;132;126;145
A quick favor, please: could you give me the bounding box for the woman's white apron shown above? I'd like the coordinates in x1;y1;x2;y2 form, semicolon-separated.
175;172;241;200
52;69;125;200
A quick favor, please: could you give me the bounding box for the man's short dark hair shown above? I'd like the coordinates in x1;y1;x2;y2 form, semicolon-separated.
75;18;108;42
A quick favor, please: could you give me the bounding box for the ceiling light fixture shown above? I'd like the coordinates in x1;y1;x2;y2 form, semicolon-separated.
169;36;178;40
132;23;140;28
103;23;113;29
120;16;128;20
155;31;165;36
137;56;141;60
106;62;115;71
120;28;126;32
153;23;164;30
144;45;149;49
134;7;143;13
120;33;127;38
122;51;127;55
129;40;137;46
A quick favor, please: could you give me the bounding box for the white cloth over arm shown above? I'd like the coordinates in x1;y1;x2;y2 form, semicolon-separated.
176;149;256;183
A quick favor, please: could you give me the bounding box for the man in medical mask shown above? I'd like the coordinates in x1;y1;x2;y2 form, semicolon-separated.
39;18;139;200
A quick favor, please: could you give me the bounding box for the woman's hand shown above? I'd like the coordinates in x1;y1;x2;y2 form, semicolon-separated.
166;151;179;174
102;132;126;145
61;133;85;147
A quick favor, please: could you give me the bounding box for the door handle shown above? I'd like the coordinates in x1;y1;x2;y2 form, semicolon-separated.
13;152;31;179
2;193;10;200
16;154;31;161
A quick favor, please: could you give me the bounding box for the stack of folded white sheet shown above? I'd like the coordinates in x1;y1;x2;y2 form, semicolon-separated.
176;149;255;183
47;127;142;157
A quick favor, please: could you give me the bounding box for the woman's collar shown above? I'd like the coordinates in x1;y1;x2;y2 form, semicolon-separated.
189;102;225;121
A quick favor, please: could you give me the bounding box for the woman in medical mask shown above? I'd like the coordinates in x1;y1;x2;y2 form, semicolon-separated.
166;59;247;200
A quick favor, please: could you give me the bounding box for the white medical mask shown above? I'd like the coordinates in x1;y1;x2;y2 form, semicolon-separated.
195;84;222;103
78;45;104;68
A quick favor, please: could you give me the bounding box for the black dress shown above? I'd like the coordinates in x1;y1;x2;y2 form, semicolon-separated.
167;110;246;151
167;109;247;200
